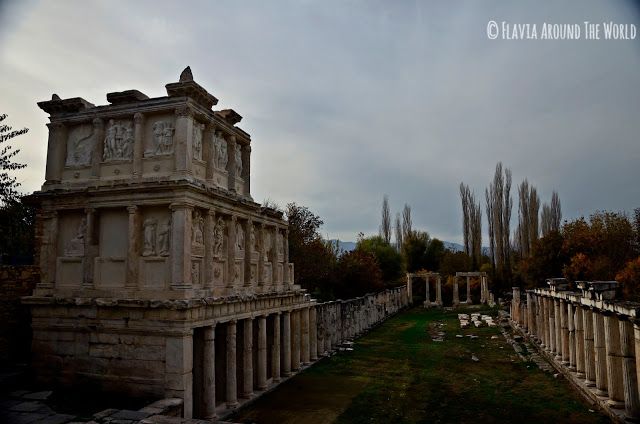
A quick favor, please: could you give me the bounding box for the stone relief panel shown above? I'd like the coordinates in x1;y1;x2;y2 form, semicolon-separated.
142;214;171;257
65;124;95;167
277;231;284;260
64;217;86;257
147;120;175;156
103;119;134;162
236;221;245;255
263;230;272;262
235;144;243;176
57;212;86;259
213;132;228;170
96;209;128;288
192;210;205;248
193;122;204;161
212;216;226;258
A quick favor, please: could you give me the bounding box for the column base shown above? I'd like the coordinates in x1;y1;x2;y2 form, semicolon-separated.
607;399;625;409
624;413;640;423
584;379;596;387
575;372;585;378
595;388;608;397
241;392;254;399
567;365;576;371
226;401;239;409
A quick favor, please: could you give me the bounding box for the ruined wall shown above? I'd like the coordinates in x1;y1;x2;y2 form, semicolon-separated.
0;265;38;362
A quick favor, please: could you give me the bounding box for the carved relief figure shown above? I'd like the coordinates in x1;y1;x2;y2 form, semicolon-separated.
64;217;86;257
192;210;205;246
193;123;204;161
213;132;228;170
142;218;157;256
157;219;171;256
192;262;200;284
65;125;94;167
234;263;241;282
149;121;175;155
249;225;257;253
235;144;243;176
236;222;245;252
277;232;284;256
263;231;272;262
103;119;134;161
213;216;226;257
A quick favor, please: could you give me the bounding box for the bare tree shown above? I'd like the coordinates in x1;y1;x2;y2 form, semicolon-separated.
486;162;512;283
516;179;540;257
541;191;562;236
402;204;412;241
485;187;495;270
460;183;471;256
460;182;482;268
0;114;28;205
379;194;391;244
394;212;403;251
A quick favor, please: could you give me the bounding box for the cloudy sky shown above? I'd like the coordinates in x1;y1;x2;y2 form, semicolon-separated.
1;1;639;243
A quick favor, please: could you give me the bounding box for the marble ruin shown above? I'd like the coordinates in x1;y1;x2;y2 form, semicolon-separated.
24;68;408;420
407;271;491;308
511;279;640;422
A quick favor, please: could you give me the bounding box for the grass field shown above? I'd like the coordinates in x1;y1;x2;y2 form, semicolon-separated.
231;306;610;424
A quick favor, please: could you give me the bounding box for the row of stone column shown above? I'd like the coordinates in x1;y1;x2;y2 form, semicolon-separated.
193;286;408;419
514;289;640;421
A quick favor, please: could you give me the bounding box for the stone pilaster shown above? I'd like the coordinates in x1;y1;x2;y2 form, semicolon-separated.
548;298;556;353
283;229;290;286
45;122;67;183
466;276;471;304
604;313;625;408
257;315;267;390
226;320;238;408
204;124;215;182
40;211;58;290
575;305;586;378
554;299;562;359
282;311;292;377
272;313;281;382
133;112;144;177
90;118;104;178
244;219;253;287
227;135;237;191
126;206;140;289
170;203;192;290
436;276;442;306
202;325;216;419
241;144;251;198
453;278;459;307
242;318;253;398
593;311;609;396
622;319;640;421
204;210;215;288
165;334;194;418
309;306;318;361
568;302;576;370
174;105;194;176
301;307;310;365
584;307;596;387
83;208;96;289
560;299;569;364
227;215;237;289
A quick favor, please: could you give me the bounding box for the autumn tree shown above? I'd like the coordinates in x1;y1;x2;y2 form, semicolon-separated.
356;235;404;284
486;162;512;287
402;204;412;241
516;179;540;258
333;249;384;299
460;182;482;269
394;212;402;251
379;194;392;244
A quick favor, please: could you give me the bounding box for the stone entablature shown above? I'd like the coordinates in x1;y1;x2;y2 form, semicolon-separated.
511;280;640;423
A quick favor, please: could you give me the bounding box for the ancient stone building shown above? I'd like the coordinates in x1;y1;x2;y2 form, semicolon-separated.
25;67;305;419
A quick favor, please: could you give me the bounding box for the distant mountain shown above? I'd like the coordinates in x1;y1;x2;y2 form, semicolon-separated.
330;239;488;255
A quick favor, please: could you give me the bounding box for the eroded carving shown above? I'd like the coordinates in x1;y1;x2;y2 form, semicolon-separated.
235;144;243;176
213;216;226;257
193;122;204;161
263;230;272;262
214;132;228;170
277;232;284;256
103;119;133;161
66;124;94;167
142;218;157;256
64;218;86;257
236;222;245;252
149;121;175;156
157;219;171;256
250;225;257;253
192;210;204;247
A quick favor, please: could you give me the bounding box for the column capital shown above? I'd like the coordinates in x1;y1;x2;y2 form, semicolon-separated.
92;117;104;128
84;207;96;215
47;121;66;130
169;202;192;211
133;112;144;124
207;208;216;217
126;205;138;214
175;105;194;118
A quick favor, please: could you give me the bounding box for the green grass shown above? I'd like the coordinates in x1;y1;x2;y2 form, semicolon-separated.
231;307;610;424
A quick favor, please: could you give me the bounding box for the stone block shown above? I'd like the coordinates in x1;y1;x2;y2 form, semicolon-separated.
165;337;192;374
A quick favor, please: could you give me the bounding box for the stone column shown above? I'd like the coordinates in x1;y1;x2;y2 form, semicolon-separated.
283;229;290;286
202;325;216;419
272;313;281;382
317;307;325;356
554;299;562;359
241;144;251;198
301;307;310;365
39;211;58;289
567;302;576;370
243;219;252;287
575;305;586;378
291;309;301;371
126;206;140;289
621;319;640;421
466;276;471;304
526;292;534;335
425;276;430;306
560;299;569;364
226;320;238;408
174;105;194;175
133;112;144;178
90;118;104;178
604;313;625;408
170;203;192;290
436;276;442;306
584;307;596;387
83;208;96;289
453;278;459;307
45;122;67;183
309;306;318;361
226;215;237;289
257;315;267;391
548;298;556;353
227;135;237;192
282;311;292;377
593;311;609;396
257;223;265;287
242;318;253;398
